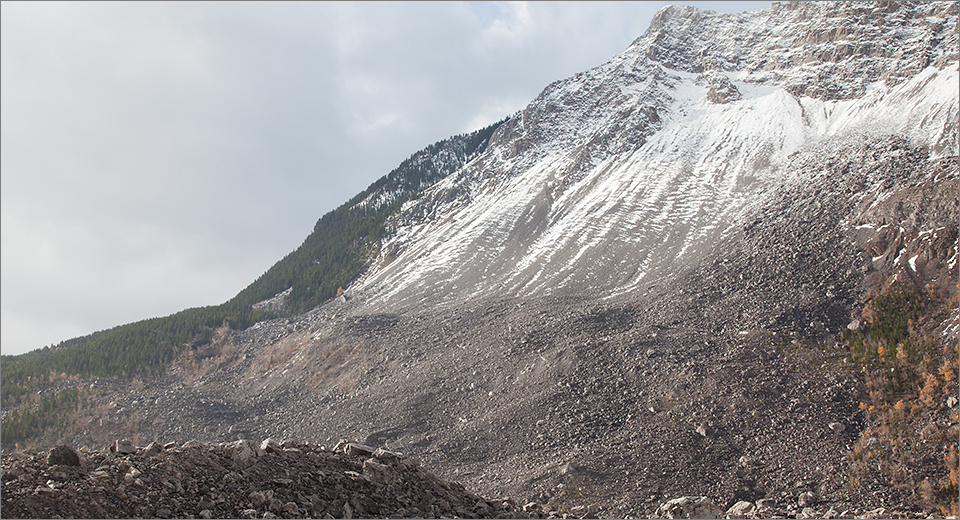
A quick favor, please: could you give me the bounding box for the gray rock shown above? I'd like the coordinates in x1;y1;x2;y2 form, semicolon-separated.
143;441;163;457
34;485;58;497
260;438;281;453
228;439;261;465
90;470;111;482
363;458;398;485
798;491;817;507
332;439;349;452
47;445;81;467
656;496;724;519
755;498;776;510
726;500;755;518
115;439;136;455
703;71;742;104
250;490;273;507
123;467;141;483
344;443;375;458
373;447;402;463
570;503;600;518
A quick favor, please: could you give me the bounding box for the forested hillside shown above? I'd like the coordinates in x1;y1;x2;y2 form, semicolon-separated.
228;119;505;315
1;120;505;446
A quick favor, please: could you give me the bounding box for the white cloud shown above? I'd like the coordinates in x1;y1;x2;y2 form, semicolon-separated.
480;1;535;43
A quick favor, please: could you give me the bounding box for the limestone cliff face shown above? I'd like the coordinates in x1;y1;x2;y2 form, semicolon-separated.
642;1;958;99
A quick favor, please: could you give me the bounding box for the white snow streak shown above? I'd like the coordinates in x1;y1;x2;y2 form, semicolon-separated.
351;47;957;309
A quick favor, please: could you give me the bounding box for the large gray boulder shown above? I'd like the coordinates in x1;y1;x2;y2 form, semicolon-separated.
725;500;755;519
227;439;261;465
114;438;137;454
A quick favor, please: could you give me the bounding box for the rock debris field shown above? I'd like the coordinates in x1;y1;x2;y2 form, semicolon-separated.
0;435;943;519
2;439;531;519
2;430;944;518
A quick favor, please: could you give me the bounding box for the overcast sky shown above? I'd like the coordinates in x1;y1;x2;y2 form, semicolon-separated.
1;1;769;356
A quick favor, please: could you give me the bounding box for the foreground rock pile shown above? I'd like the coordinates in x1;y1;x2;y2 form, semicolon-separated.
1;439;530;519
2;439;936;518
2;439;938;520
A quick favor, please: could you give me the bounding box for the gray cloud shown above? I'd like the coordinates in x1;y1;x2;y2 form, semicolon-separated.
1;1;768;355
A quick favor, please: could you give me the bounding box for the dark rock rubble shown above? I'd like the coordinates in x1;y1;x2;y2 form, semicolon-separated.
2;439;529;519
1;440;937;519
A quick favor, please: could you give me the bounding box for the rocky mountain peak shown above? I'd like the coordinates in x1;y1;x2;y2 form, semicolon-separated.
350;0;956;314
636;1;958;99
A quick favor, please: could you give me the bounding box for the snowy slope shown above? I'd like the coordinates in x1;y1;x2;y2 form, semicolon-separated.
350;1;958;312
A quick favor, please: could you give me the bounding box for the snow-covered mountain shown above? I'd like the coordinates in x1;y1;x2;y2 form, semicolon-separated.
37;3;959;517
350;1;958;315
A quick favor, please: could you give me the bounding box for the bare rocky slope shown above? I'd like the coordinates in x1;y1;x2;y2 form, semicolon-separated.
27;142;952;519
3;2;958;519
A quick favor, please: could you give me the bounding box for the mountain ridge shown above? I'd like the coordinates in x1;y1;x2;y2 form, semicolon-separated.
2;1;958;518
346;0;957;314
